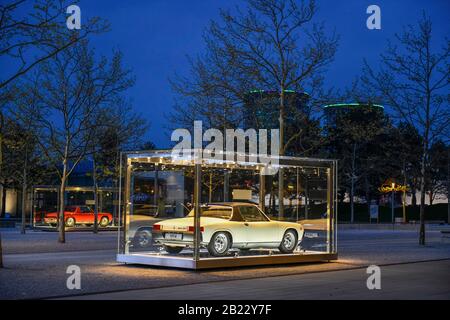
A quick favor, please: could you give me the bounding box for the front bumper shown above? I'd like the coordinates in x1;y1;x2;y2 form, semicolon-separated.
43;218;57;224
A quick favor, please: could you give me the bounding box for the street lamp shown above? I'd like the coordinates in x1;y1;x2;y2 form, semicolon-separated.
379;181;408;224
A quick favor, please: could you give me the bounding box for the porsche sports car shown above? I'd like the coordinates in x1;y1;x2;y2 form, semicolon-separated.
152;202;304;256
43;206;113;227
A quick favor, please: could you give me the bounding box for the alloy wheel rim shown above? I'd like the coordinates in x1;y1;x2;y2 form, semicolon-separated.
139;232;150;246
214;234;228;253
284;232;295;250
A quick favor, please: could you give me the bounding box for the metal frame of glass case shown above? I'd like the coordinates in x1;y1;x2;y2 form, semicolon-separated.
117;150;338;269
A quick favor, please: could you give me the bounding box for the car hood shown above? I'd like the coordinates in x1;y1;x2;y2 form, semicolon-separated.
44;212;58;218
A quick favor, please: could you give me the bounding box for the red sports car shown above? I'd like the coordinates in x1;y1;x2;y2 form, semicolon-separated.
43;206;113;227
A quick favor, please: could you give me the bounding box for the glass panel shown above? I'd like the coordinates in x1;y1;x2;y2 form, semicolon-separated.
125;161;195;260
294;166;330;254
33;188;58;227
193;161;334;259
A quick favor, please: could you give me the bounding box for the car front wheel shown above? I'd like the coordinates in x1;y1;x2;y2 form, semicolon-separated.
208;232;231;256
65;217;76;227
99;216;109;227
279;229;298;253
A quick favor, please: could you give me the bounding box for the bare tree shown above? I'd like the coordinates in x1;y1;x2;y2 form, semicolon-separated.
170;0;338;218
426;140;448;205
0;0;106;263
0;0;108;89
361;14;449;244
19;41;134;243
5;78;53;234
88;99;148;233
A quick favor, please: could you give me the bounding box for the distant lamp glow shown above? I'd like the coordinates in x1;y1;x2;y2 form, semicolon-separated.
379;181;409;224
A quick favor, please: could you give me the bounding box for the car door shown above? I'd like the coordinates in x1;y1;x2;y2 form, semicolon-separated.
238;205;279;246
225;219;249;246
78;206;93;224
64;206;76;223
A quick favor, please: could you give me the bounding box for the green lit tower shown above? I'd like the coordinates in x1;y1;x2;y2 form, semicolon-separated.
323;103;384;129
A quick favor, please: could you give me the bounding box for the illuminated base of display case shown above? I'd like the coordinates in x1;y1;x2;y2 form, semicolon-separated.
116;252;338;270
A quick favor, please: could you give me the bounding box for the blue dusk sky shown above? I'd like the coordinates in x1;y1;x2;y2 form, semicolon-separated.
4;1;450;147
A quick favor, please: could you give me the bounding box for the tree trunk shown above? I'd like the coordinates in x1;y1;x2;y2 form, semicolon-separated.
0;186;6;217
58;166;67;243
304;179;309;220
402;164;407;223
21;173;27;234
93;158;99;234
208;173;212;202
278;89;285;219
419;150;427;245
350;183;354;223
350;143;357;223
365;176;371;221
21;151;28;234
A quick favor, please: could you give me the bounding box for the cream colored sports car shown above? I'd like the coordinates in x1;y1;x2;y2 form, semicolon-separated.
152;202;304;256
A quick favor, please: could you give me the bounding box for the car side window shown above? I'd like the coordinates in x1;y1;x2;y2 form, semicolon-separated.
80;206;92;213
239;206;267;222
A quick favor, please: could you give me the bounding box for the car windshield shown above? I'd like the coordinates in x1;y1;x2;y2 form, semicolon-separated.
65;206;77;212
188;206;232;220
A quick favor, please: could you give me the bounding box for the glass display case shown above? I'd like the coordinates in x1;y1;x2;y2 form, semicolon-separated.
32;186;119;229
117;150;337;269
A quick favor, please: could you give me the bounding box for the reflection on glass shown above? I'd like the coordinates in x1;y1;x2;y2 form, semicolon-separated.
32;187;118;228
126;164;195;259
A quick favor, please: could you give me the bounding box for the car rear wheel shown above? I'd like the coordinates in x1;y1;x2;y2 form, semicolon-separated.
65;217;75;227
133;228;153;248
164;245;183;254
279;229;298;253
208;232;231;257
99;216;109;227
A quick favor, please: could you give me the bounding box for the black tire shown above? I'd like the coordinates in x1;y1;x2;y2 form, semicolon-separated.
65;217;76;227
207;232;231;256
164;245;183;254
99;216;109;227
279;229;298;253
133;228;153;248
